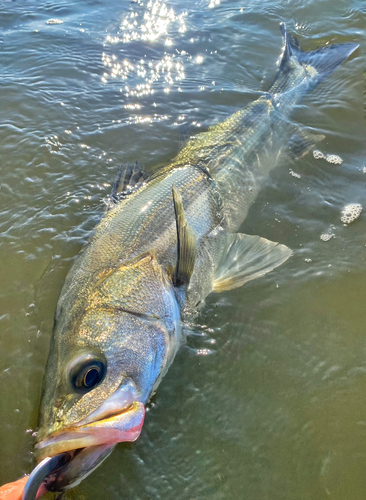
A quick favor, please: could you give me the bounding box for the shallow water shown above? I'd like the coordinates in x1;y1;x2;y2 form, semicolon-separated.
0;0;365;498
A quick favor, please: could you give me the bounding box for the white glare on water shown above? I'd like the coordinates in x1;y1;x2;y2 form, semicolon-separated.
102;0;188;100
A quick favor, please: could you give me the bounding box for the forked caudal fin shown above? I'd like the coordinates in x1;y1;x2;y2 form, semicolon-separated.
269;23;359;95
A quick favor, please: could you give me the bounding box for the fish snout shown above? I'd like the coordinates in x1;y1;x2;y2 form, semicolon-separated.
35;401;145;462
30;401;145;493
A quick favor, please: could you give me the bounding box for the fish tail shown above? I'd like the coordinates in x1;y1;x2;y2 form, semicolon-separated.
269;23;359;95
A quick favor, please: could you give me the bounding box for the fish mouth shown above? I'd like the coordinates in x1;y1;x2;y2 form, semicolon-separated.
38;445;116;493
35;401;145;462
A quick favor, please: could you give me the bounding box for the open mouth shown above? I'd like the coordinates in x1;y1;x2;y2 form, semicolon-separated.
35;401;145;462
44;445;115;493
22;445;117;496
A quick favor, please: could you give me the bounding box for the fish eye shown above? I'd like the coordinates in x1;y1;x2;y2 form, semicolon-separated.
83;367;101;388
68;354;106;392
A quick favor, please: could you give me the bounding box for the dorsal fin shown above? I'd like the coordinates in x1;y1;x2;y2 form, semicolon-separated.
172;185;197;287
107;162;148;210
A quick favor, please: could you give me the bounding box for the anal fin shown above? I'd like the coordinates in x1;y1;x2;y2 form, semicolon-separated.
288;129;325;160
272;110;325;161
172;185;197;287
213;233;292;292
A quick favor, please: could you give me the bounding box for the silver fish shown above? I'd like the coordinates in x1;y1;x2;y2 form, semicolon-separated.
33;24;358;491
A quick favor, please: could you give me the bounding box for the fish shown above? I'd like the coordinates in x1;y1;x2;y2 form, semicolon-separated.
29;24;358;494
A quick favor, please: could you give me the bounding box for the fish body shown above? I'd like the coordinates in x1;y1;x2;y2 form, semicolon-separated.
32;25;358;492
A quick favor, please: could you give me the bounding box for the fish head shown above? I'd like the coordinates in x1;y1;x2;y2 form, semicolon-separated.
35;252;180;490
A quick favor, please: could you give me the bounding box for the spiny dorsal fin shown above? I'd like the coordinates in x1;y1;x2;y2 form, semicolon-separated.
172;185;197;287
108;162;147;209
213;232;292;292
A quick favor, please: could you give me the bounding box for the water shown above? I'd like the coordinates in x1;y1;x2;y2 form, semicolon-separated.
0;0;365;498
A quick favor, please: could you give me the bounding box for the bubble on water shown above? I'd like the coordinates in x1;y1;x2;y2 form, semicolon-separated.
341;203;362;224
320;233;335;242
362;166;366;174
46;19;63;25
289;169;301;178
313;150;324;160
313;150;343;165
325;154;343;165
304;258;312;263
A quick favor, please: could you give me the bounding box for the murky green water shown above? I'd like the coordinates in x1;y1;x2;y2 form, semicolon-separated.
0;0;365;498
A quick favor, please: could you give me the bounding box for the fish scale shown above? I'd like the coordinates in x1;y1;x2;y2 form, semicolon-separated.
62;165;221;307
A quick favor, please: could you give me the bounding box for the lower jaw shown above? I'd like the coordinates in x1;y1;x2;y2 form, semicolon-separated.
35;402;145;461
44;444;116;492
36;424;143;462
36;401;145;462
35;402;145;491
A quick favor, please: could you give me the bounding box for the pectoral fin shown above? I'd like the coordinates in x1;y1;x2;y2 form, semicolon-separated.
213;233;292;292
172;185;197;287
287;129;325;160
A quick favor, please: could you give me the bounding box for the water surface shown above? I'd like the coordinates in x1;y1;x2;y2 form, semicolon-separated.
0;0;365;499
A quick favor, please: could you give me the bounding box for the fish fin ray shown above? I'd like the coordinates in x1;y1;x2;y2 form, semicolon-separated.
213;233;292;292
271;111;326;160
172;185;197;287
107;162;148;209
278;22;300;72
287;129;325;160
271;23;359;94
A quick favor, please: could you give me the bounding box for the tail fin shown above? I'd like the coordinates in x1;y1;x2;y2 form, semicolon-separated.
270;23;359;94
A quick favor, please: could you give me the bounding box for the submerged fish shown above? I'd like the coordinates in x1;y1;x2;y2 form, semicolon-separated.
28;24;357;494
